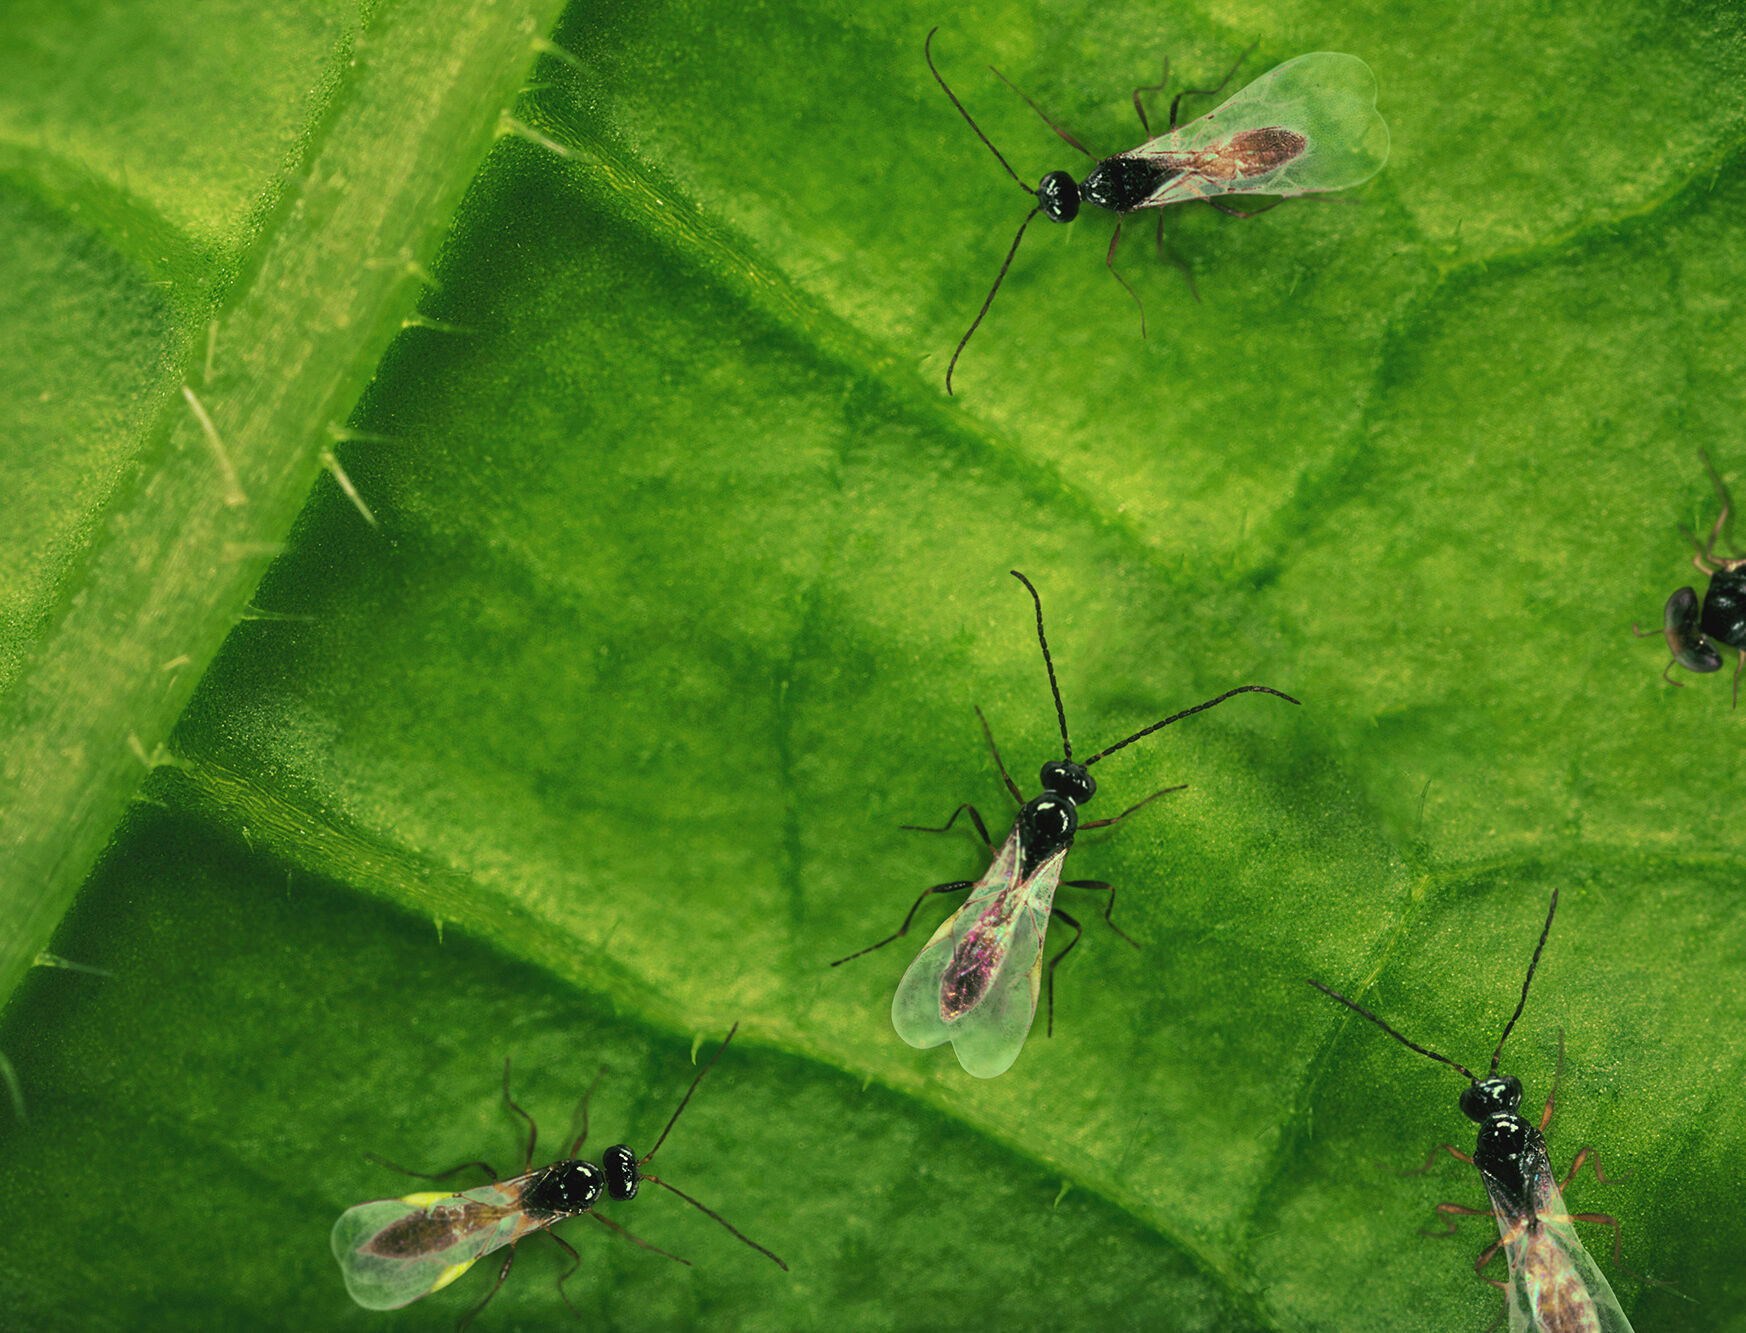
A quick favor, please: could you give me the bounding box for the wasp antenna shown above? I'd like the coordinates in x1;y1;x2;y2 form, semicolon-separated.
986;63;1094;157
642;1174;790;1271
1009;572;1072;758
1489;887;1558;1075
1698;448;1740;559
946;208;1040;395
641;1024;739;1166
1700;447;1733;511
925;27;1033;192
1082;685;1299;766
1307;978;1477;1083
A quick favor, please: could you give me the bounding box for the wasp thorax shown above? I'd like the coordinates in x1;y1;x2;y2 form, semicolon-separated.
1039;759;1095;805
1036;170;1080;223
603;1143;640;1202
1019;792;1077;863
1703;566;1746;648
1459;1074;1523;1123
526;1158;605;1216
1080;156;1174;213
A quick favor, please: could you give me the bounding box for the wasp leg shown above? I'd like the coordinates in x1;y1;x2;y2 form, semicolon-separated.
1062;880;1140;948
902;802;995;856
830;881;975;967
1474;1233;1509;1292
1567;1211;1628;1268
1564;1212;1675;1289
1105;219;1146;338
1562;1145;1630;1194
1168;44;1255;128
549;1230;585;1319
1043;907;1084;1036
1131;57;1171;137
363;1152;499;1184
456;1245;517;1332
500;1058;540;1173
1154;213;1201;303
565;1065;608;1159
1206;197;1285;218
1392;1143;1474;1176
1421;1200;1488;1237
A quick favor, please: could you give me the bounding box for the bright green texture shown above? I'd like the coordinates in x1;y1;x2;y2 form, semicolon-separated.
2;0;1745;1330
0;0;569;1024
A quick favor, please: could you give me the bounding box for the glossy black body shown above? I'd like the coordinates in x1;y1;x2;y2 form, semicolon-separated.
1016;760;1097;875
1034;157;1179;225
1472;1111;1547;1222
522;1158;606;1218
1702;566;1746;648
603;1143;640;1201
1080;156;1177;213
1036;170;1080;222
1460;1075;1542;1219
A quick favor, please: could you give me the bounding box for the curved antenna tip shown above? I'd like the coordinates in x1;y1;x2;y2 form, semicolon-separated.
1009;570;1072;758
1488;887;1559;1074
1082;684;1300;766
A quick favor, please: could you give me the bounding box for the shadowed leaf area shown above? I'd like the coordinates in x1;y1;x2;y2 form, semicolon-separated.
2;0;1745;1328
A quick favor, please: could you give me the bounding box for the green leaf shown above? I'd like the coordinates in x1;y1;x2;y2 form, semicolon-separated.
4;0;1745;1329
0;0;570;1013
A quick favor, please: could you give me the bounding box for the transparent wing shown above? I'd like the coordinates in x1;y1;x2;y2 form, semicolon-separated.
943;852;1060;1079
1134;52;1388;202
1487;1167;1636;1333
331;1181;526;1311
891;828;1021;1054
891;830;1066;1079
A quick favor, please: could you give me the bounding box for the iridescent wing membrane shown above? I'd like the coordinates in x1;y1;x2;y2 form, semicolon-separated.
1485;1150;1635;1333
332;1180;538;1311
890;828;1067;1079
1129;52;1388;206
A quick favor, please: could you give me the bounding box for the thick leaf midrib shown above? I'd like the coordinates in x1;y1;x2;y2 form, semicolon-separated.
0;0;571;1017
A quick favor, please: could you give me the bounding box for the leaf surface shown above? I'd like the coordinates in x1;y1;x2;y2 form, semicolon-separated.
3;0;1744;1329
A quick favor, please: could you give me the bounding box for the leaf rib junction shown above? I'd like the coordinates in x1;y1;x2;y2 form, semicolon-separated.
0;0;569;1016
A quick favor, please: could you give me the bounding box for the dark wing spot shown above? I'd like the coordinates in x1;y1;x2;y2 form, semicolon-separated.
1228;127;1307;176
363;1202;507;1258
940;941;996;1020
